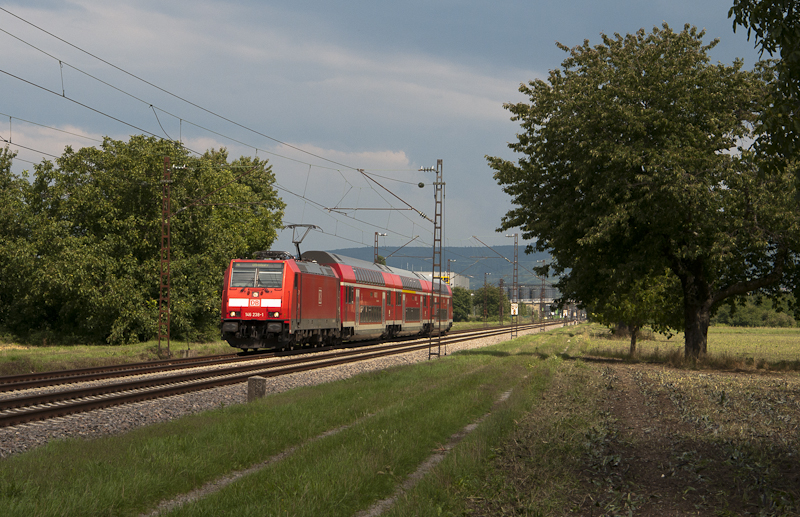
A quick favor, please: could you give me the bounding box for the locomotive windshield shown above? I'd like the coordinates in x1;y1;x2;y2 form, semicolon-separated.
230;262;284;288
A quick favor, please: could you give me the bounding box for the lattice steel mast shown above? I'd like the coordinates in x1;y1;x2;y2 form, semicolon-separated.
421;160;444;359
158;157;172;358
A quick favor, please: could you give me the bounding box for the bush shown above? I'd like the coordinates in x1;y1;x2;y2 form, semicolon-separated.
712;297;796;328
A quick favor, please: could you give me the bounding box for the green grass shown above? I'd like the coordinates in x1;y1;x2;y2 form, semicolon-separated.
578;323;800;370
0;321;546;377
0;334;555;516
2;324;795;515
0;339;233;376
386;329;603;516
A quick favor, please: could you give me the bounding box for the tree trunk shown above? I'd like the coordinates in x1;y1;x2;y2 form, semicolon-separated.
629;325;639;356
681;268;712;359
684;303;710;358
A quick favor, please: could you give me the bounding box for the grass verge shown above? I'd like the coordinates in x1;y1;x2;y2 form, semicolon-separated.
385;324;800;516
0;334;555;516
0;340;234;377
385;348;601;515
2;324;797;515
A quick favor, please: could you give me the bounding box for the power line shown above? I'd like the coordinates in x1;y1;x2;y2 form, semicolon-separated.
0;7;432;216
0;136;60;159
0;112;103;144
0;6;362;172
0;67;192;152
275;181;429;243
1;29;430;231
0;125;430;251
0;7;434;245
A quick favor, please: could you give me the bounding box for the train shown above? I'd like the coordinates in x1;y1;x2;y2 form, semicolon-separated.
220;250;453;350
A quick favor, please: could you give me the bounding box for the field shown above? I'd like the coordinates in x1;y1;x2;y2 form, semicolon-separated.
0;340;233;377
0;324;798;515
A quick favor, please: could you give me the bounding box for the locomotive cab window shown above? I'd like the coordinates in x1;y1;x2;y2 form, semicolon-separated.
230;262;284;288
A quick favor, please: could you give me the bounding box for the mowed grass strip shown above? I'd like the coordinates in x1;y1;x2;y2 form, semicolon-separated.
0;335;549;516
385;348;597;515
167;348;541;516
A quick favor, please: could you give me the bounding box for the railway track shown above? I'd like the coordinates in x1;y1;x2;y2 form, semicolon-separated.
0;322;547;428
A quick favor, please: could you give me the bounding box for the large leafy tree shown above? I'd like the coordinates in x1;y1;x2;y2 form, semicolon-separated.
0;147;35;330
488;24;800;358
2;136;284;344
730;0;800;157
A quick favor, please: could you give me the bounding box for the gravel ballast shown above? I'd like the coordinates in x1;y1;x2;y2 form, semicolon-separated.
0;327;547;458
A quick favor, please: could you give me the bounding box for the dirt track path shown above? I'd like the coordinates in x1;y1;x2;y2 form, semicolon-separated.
581;362;800;516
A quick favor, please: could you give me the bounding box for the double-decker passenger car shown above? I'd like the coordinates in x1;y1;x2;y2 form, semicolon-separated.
220;250;452;350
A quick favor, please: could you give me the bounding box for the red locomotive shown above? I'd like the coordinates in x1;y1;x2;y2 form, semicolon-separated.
220;250;453;350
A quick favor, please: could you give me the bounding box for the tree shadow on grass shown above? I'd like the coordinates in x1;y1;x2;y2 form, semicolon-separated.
453;350;511;358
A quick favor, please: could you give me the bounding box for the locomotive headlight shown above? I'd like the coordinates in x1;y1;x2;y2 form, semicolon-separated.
229;311;240;317
271;311;280;318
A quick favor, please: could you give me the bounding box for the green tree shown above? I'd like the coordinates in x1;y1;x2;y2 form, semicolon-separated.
451;286;472;322
730;0;800;157
0;146;34;330
589;269;683;354
4;136;284;344
712;294;796;327
472;284;511;320
488;24;800;358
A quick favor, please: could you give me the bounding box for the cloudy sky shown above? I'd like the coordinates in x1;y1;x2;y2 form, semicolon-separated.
1;0;762;254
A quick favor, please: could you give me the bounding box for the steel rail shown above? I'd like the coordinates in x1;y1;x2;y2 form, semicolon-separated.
0;353;240;389
0;323;529;393
0;323;550;427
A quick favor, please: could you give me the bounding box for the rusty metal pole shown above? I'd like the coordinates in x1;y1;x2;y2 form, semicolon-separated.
508;233;518;338
158;157;172;358
483;272;490;327
539;259;546;332
422;160;444;359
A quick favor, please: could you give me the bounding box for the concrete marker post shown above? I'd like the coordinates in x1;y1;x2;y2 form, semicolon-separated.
247;376;268;402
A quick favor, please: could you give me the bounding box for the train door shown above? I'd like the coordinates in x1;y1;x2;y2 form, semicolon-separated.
382;292;386;324
294;272;301;328
355;288;360;328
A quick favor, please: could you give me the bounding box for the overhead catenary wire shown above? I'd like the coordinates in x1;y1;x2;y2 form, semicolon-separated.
275;181;428;244
0;9;432;206
0;68;198;154
0;28;432;238
0;23;345;172
0;127;431;251
0;136;60;159
0;6;367;172
0;112;103;144
0;7;435;248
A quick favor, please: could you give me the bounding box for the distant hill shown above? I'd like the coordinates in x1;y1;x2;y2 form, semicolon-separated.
325;246;553;290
